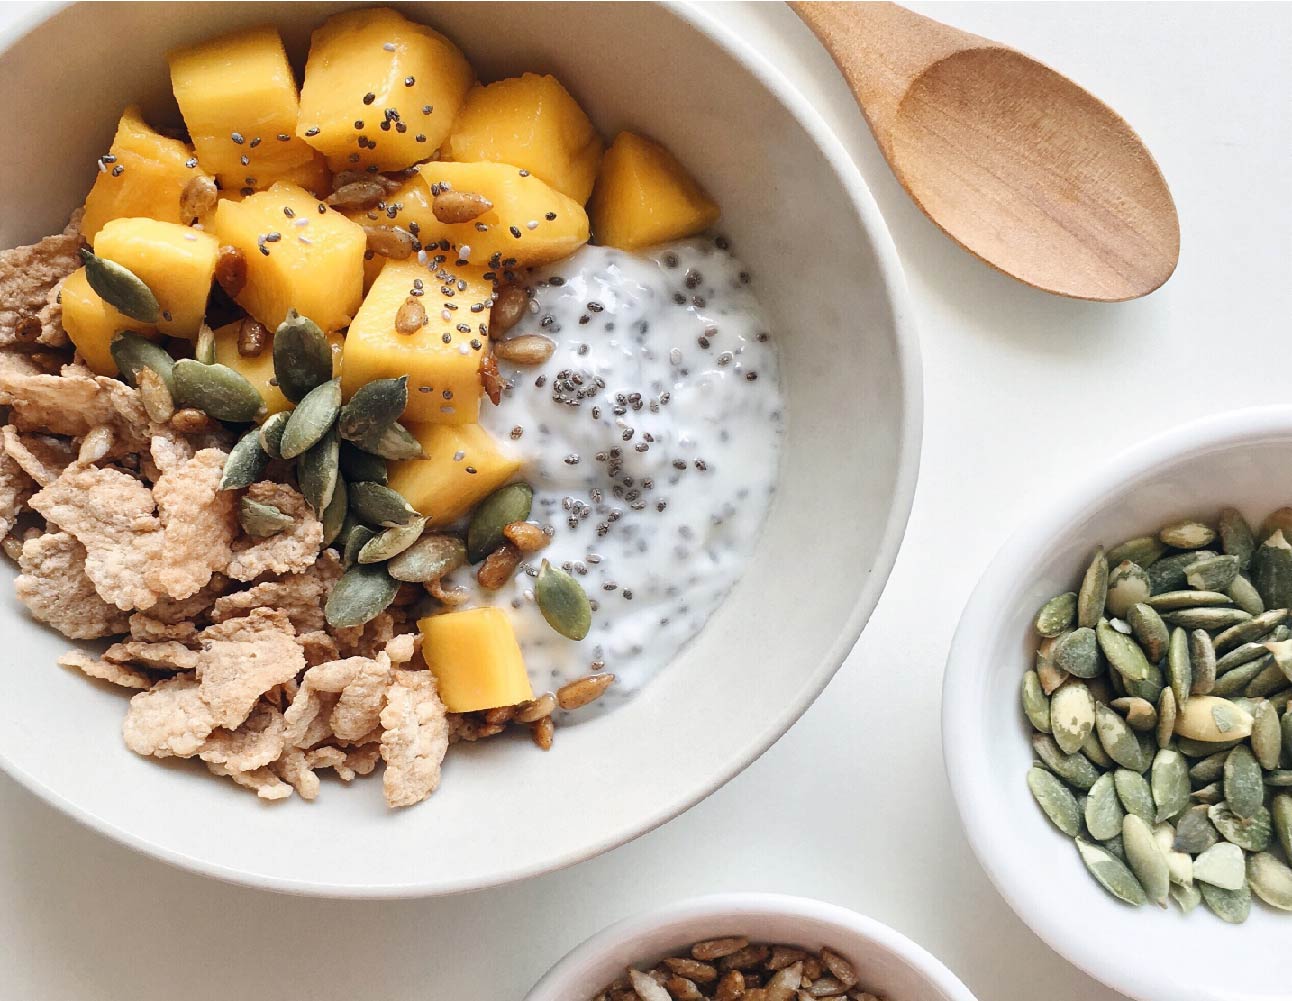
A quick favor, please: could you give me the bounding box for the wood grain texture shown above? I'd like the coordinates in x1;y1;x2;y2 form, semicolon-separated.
792;1;1180;301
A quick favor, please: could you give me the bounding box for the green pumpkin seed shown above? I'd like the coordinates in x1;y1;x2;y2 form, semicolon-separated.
1157;631;1186;709
1213;658;1270;697
1034;592;1077;638
194;322;216;365
1174;696;1253;742
219;427;269;490
1247;852;1292;911
1174;805;1220;854
1283;709;1292;756
80;248;160;322
467;482;533;563
337;376;408;443
297;426;339;513
1075;838;1146;906
1170;882;1202;913
1214;607;1288;654
280;378;341;459
1216;641;1269;676
1051;682;1095;753
1053;628;1100;680
1081;730;1115;770
1027;766;1081;836
1272;795;1292;859
1126;603;1168;663
1209;802;1271;852
1156;688;1177;749
1190;750;1230;784
1188;629;1216;695
109;331;175;392
1107;535;1166;568
1192;782;1224;805
1077;548;1108;628
1122;815;1169;906
1084;772;1124;840
343;523;376;568
273;309;332;403
1102;833;1127;860
534;559;592;641
1150;749;1190;823
1144;589;1234;612
1266;639;1292;683
1106;562;1151;619
339;442;388;485
1244;661;1289;698
1185;554;1240;593
1217;507;1255;568
358;516;426;563
172;359;264;423
1149;551;1217;595
1160;519;1216;550
1193;842;1245;890
360;420;425;460
388;533;467;583
320;473;348;547
1124;661;1166;705
1114;769;1154;823
1199;880;1251;923
1162;607;1252;631
1021;670;1051;733
1096;620;1150;684
1226;573;1264;616
1111;696;1157;733
1222;745;1264;818
1250;701;1281;770
1264;770;1292;787
324;561;399;628
349;481;418;527
1032;734;1100;790
257;410;290;458
238;497;293;537
1253;530;1292;611
1100;708;1154;770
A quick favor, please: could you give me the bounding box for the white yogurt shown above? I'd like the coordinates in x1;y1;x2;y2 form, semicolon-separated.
471;237;784;714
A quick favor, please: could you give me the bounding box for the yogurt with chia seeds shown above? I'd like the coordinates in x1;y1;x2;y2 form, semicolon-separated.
470;236;784;713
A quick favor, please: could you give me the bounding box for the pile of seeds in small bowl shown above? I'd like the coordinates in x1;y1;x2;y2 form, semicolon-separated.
591;937;882;1001
1025;508;1292;922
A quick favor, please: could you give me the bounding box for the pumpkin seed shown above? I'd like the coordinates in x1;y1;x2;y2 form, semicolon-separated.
1175;696;1254;742
1272;795;1292;859
1096;620;1150;683
1267;639;1292;683
1149;551;1217;595
467;482;533;563
258;410;290;459
1032;734;1100;790
1161;627;1190;709
1186;554;1240;593
79;248;160;322
1209;802;1271;852
362;420;424;460
1223;744;1264;818
1108;535;1166;568
1106;562;1151;619
320;472;348;547
280;378;341;459
109;331;175;392
1213;657;1269;697
220;427;269;490
1082;730;1115;770
1160;520;1216;550
172;359;263;423
1123;661;1165;704
136;365;174;423
1075;838;1146;906
1051;681;1095;753
238;497;293;537
1027;766;1081;836
324;562;399;628
337;376;408;443
1127;603;1168;662
1036;643;1067;696
1053;627;1100;679
1034;592;1077;637
1156;688;1177;750
1199;880;1250;923
297;426;339;513
1226;573;1264;616
1247;852;1292;910
1251;700;1282;770
1192;782;1224;805
1265;770;1292;787
1170;882;1202;913
1216;640;1269;676
1151;749;1190;823
535;559;592;641
1244;661;1288;698
339;442;388;485
1021;670;1052;733
349;481;418;527
1114;769;1154;823
194;322;216;365
388;533;467;583
1217;507;1256;568
1193;842;1245;890
342;523;376;568
1162;607;1252;631
1111;696;1157;733
1174;805;1220;854
1189;629;1217;695
1144;589;1234;611
1102;833;1127;861
273;309;332;403
1085;773;1124;840
1214;607;1288;653
1190;750;1230;784
358;517;426;563
1077;548;1108;627
1253;530;1292;610
1122;815;1169;906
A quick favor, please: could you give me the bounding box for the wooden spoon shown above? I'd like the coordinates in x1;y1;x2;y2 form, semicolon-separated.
792;2;1180;301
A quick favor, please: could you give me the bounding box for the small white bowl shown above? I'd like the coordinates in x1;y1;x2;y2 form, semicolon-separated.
525;892;978;1001
945;406;1292;1001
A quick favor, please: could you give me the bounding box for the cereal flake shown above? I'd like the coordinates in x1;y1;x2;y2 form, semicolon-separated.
16;531;129;638
380;669;450;808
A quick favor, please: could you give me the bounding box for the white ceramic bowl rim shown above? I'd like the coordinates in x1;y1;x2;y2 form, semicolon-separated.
0;2;922;896
944;404;1292;1001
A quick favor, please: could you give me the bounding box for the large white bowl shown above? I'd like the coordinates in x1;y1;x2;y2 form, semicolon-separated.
525;892;977;1001
945;406;1292;1001
0;2;920;895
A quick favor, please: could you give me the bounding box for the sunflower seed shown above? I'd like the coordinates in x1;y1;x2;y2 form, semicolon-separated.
556;672;614;710
535;559;593;641
273;309;332;403
1106;562;1151;619
1144;589;1233;611
1149;551;1217;595
1122;815;1169;907
338;442;388;485
1126;603;1168;663
349;481;417;527
172;359;263;423
220;426;269;490
1185;555;1240;593
343;524;376;568
1085;772;1124;841
337;376;408;443
324;562;400;628
194;322;216;365
394;297;426;335
494;334;555;366
388;533;466;582
1151;749;1190;823
1053;627;1100;679
1200;880;1251;923
79;248;160;322
320;472;348;547
109;331;175;392
1021;670;1052;733
238;497;293;537
362;223;415;259
326;180;387;210
1156;687;1177;750
1222;744;1264;818
1193;842;1246;890
1273;795;1292;860
466;482;533;564
1214;607;1288;653
297;426;339;513
136;365;174;423
1075;838;1146;906
1108;535;1167;568
1226;573;1265;616
1250;700;1282;770
489;284;528;338
1170;882;1202;913
1032;734;1100;790
258;410;290;458
1114;769;1155;824
1209;802;1271;852
1077;548;1108;627
280;378;341;459
358;517;426;563
1174;805;1220;854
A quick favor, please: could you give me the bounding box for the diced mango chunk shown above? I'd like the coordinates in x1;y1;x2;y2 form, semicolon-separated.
297;7;474;172
81;106;213;242
169;26;330;195
373;162;588;269
419;607;532;712
446;74;603;204
590;132;719;251
93;218;219;338
60;268;157;376
212;321;343;418
387;423;520;527
212;182;366;332
340;258;491;425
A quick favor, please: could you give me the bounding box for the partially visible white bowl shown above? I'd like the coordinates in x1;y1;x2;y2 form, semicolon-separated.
525;892;978;1001
945;406;1292;1001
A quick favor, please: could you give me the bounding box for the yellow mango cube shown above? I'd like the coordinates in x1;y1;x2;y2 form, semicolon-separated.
387;423;521;527
297;7;474;172
212;182;366;332
60;268;157;376
81;106;213;242
169;26;330;196
93;218;219;338
212;321;343;418
374;162;588;269
446;73;603;204
419;607;532;712
340;258;491;425
590;132;720;251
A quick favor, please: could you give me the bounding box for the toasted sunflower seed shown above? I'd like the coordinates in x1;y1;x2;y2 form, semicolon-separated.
258;410;290;458
325;179;386;210
109;331;175;393
431;189;493;224
535;559;592;641
324;561;400;628
1193;842;1246;890
172;359;263;423
489;284;528;338
1075;838;1146;906
1247;852;1292;911
273;309;333;403
555;672;613;710
238;497;293;537
1032;734;1100;790
467;482;534;564
494;333;556;366
280;378;341;459
338;375;408;443
1151;749;1190;823
1077;548;1109;627
80;248;160;322
388;533;467;582
297;426;340;513
362;223;415;259
194;322;216;365
349;480;417;527
1085;772;1124;841
514;693;557;724
1021;670;1051;733
1209;802;1272;852
220;427;270;490
136;365;174;423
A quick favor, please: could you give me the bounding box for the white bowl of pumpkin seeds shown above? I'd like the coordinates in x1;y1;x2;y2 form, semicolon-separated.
946;407;1292;1001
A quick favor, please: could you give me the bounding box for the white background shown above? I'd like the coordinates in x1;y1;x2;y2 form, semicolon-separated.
2;3;1289;999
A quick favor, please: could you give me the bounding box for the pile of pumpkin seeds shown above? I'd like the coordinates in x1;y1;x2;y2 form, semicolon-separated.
1025;508;1292;922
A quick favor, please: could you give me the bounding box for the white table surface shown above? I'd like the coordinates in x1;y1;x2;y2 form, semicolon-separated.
2;2;1289;999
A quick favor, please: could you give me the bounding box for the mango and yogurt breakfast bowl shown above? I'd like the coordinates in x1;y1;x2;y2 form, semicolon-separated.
0;1;918;895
